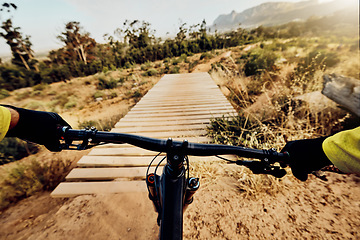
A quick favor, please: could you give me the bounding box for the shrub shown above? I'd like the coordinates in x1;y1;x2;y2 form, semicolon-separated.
200;52;212;60
143;68;158;76
108;91;118;99
97;77;118;90
102;66;109;73
172;57;181;65
188;60;199;72
132;90;142;99
207;115;261;147
64;100;77;109
169;66;180;74
0;138;39;165
141;61;152;71
0;158;72;210
78;114;122;131
0;89;10;99
243;49;278;76
25;101;45;110
298;51;340;70
32;83;47;91
93;91;104;99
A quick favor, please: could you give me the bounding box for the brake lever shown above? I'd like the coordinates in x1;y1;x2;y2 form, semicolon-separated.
235;160;287;178
59;141;102;150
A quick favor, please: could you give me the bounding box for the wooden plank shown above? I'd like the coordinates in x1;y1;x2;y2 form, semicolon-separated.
113;124;207;133
131;103;234;111
109;129;207;138
88;147;161;156
51;72;237;197
51;181;147;198
141;95;226;101
65;167;162;180
115;119;212;127
120;113;235;122
124;109;236;118
134;99;230;107
77;155;166;167
130;105;235;114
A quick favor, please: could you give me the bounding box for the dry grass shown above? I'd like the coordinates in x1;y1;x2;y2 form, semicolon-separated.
206;41;359;198
0;156;72;210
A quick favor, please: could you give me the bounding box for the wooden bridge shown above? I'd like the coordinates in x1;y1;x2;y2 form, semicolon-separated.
51;72;237;197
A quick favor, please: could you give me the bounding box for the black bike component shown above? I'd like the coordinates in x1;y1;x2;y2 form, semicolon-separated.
59;126;290;240
235;160;287;178
183;178;200;212
59;127;289;164
146;173;161;213
159;154;186;240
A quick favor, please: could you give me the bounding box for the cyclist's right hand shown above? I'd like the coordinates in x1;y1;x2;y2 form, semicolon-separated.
281;137;332;181
4;105;71;152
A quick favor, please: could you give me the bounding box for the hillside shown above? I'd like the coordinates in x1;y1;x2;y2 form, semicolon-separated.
0;33;359;238
212;0;357;30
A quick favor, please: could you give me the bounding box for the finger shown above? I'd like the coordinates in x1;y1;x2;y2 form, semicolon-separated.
291;168;308;181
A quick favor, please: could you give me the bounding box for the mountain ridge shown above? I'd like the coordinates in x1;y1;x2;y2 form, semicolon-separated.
212;0;356;31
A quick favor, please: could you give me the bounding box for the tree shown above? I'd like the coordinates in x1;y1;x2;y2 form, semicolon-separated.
57;21;96;65
0;3;38;71
0;19;38;71
122;20;155;49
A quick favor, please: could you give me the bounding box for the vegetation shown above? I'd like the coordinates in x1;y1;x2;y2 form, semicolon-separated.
0;138;39;165
0;157;72;210
0;2;358;210
208;38;359;151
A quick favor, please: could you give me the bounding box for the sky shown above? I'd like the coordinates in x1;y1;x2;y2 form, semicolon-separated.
0;0;354;56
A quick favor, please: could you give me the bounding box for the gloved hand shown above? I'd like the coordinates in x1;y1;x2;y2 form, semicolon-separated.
4;105;71;152
281;137;332;181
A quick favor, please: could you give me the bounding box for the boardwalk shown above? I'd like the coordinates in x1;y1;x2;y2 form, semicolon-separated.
51;72;237;197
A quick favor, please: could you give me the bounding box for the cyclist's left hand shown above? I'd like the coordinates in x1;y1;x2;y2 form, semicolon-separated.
5;106;71;151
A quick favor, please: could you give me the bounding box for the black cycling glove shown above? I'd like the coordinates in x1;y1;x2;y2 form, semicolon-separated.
4;105;71;152
281;137;332;181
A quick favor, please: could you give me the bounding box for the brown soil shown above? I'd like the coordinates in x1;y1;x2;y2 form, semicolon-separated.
1;50;360;239
1;171;359;239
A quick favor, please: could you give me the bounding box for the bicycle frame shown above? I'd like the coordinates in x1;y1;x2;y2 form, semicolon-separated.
59;127;289;240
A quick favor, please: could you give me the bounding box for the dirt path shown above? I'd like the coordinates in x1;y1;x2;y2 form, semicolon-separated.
191;51;232;73
1;170;359;239
1;50;360;239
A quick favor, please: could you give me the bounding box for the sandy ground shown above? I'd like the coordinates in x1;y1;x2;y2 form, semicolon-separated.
0;169;359;240
1;49;359;239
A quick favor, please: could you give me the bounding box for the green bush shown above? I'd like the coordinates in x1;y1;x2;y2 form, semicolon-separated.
0;158;72;210
243;49;278;76
93;91;104;99
108;91;118;99
32;83;47;91
0;89;10;99
97;77;118;90
207;115;261;146
64;100;77;109
143;68;158;76
78;114;122;131
299;50;340;70
0;138;39;165
172;57;181;65
141;61;152;71
132;90;142;99
200;52;212;60
169;66;180;74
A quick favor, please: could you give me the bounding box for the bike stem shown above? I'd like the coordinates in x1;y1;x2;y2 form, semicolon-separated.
159;138;188;239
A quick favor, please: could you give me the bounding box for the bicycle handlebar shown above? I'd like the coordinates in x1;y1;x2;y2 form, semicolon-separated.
59;127;289;165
